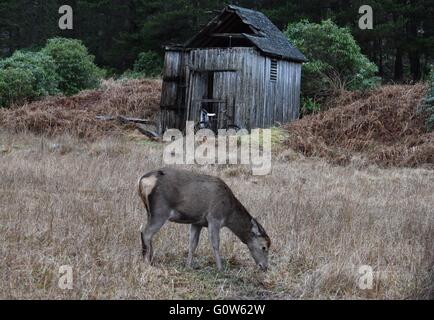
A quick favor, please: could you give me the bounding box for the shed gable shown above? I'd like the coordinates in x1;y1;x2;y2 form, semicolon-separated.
184;5;306;63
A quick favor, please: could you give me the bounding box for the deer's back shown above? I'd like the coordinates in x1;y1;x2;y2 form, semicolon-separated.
146;168;237;224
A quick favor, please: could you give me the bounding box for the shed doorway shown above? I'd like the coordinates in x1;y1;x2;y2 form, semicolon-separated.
187;70;239;132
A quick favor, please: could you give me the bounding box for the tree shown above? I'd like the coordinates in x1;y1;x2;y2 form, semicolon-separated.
133;51;163;77
285;19;380;99
0;50;60;97
0;0;432;80
0;67;35;107
42;37;102;95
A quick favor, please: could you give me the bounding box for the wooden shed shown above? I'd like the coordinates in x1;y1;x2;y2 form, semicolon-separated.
159;5;306;133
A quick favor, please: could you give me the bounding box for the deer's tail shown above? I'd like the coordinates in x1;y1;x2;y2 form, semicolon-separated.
138;170;165;221
138;175;153;219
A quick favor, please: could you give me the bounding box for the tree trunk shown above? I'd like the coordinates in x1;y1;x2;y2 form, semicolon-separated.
394;47;404;82
406;0;422;82
378;39;384;77
409;51;421;81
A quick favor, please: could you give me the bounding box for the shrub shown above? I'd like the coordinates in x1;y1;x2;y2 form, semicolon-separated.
0;67;35;107
285;20;380;99
301;97;321;116
42;37;102;95
0;50;60;99
132;51;163;77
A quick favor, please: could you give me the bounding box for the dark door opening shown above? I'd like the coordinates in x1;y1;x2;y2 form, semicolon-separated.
202;71;216;114
189;70;238;132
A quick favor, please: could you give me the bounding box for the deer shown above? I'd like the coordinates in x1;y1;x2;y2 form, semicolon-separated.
137;168;271;271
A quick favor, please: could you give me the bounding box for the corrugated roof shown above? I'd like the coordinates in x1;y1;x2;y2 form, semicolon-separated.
184;5;306;63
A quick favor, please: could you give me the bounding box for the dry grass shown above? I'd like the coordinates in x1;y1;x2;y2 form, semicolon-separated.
1;80;432;168
285;84;434;168
1;131;433;299
0;79;161;139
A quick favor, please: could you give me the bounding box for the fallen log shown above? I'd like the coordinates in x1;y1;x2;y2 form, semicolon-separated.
96;114;160;139
96;115;153;124
135;124;160;139
118;116;153;125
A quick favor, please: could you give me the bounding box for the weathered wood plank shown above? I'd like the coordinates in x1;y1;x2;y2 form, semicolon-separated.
160;46;302;131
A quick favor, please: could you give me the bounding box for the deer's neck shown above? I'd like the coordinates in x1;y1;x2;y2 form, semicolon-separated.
227;202;253;244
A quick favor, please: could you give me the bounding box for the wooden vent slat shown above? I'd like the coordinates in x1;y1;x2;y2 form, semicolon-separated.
270;59;278;81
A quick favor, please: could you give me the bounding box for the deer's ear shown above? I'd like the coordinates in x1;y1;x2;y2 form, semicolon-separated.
251;218;261;236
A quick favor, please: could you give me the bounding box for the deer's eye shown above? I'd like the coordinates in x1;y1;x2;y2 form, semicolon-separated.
262;246;267;251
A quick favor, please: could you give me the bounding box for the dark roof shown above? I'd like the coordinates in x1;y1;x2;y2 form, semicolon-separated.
184;5;306;63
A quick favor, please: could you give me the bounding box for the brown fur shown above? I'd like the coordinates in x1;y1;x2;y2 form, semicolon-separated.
137;167;271;270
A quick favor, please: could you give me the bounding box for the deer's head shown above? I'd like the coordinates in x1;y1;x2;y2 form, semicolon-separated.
246;218;271;271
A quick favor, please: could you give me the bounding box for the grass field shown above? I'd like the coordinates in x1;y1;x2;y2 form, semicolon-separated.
1;131;433;299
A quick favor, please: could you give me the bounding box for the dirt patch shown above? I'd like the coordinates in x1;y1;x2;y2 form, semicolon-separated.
285;84;433;168
0;79;161;139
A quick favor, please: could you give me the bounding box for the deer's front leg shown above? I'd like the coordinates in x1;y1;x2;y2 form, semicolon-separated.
187;224;202;268
208;223;222;271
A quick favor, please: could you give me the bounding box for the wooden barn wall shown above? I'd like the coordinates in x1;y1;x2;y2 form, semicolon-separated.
262;58;301;128
186;47;253;127
213;71;239;129
186;71;208;122
206;49;302;129
293;62;302;120
160;51;180;107
160;47;302;132
160;49;189;132
238;50;266;129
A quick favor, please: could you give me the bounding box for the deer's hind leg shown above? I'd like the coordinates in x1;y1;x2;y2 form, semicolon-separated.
141;206;169;264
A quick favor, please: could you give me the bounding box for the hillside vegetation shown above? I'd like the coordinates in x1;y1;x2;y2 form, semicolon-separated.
1;80;432;168
0;79;161;139
285;84;433;168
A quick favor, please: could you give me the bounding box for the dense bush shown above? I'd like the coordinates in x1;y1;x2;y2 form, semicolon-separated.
0;67;35;107
133;51;163;77
0;38;103;107
42;37;102;95
0;50;61;107
285;20;380;99
301;97;321;116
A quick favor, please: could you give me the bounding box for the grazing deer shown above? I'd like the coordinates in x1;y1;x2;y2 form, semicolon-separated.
138;168;271;271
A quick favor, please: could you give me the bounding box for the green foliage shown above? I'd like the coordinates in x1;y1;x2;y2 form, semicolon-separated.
285;20;380;98
0;67;35;107
1;0;432;81
301;97;321;116
132;51;163;77
0;38;103;107
0;50;60;107
42;38;103;95
0;50;60;97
